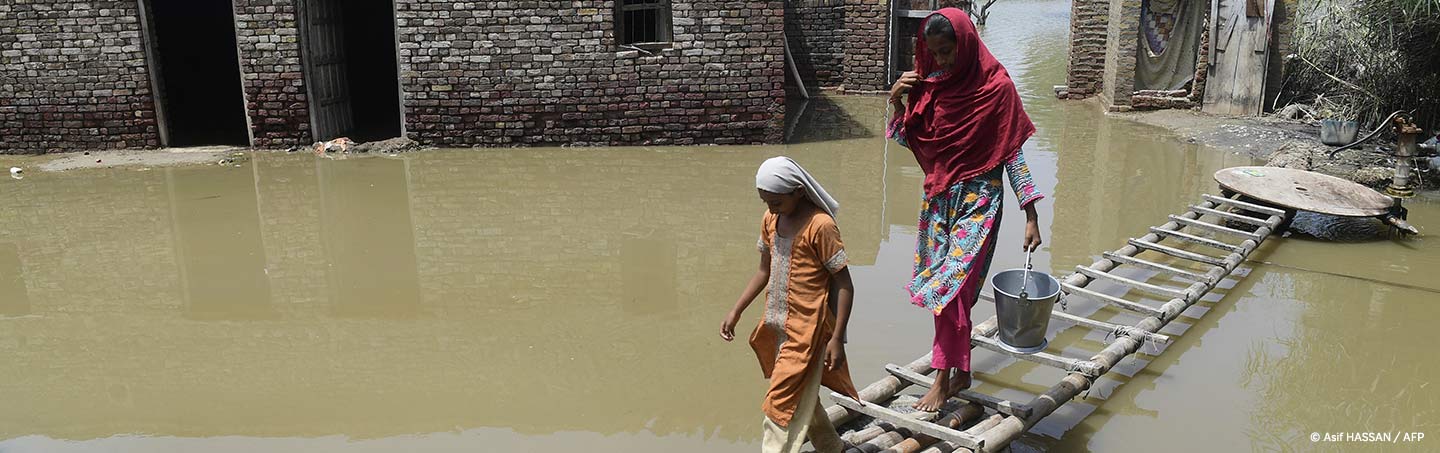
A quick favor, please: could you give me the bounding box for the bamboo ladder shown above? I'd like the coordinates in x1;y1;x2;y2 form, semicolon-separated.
820;193;1290;453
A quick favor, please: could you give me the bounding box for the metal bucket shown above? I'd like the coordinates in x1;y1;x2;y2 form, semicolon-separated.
989;268;1061;354
1320;119;1359;146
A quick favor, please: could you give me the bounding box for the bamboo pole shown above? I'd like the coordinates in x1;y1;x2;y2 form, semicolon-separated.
1127;238;1227;267
979;292;1174;344
915;414;1004;453
843;424;894;446
1188;204;1271;226
969;334;1105;376
876;404;986;453
829;319;999;425
1059;282;1167;317
830;394;983;450
847;430;909;453
1167;214;1264;241
1148;227;1245;252
885;365;1030;417
959;198;1285;452
828;354;933;425
1100;251;1212;283
1075;265;1190;299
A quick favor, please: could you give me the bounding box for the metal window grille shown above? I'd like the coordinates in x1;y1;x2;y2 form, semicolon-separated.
617;0;672;45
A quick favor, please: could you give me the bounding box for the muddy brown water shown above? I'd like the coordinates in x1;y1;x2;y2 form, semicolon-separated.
2;1;1437;451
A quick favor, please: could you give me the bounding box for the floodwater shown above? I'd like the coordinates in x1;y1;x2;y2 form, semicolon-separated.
1;1;1437;452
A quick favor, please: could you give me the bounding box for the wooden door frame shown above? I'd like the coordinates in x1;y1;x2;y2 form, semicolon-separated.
390;0;407;138
297;0;408;142
229;0;257;146
135;0;170;146
135;0;254;147
296;0;324;143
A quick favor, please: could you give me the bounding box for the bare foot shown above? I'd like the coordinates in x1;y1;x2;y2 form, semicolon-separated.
951;370;972;392
914;368;951;411
915;369;974;411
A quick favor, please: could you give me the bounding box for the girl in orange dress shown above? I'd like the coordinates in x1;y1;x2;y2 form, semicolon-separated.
721;157;861;453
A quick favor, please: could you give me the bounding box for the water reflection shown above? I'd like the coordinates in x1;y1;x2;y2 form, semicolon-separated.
620;229;678;316
166;167;275;320
316;158;422;317
0;242;29;315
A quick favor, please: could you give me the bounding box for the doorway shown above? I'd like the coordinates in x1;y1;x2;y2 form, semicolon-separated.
300;0;403;142
142;0;250;147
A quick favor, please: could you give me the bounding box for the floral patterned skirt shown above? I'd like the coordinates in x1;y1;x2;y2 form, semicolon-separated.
907;166;1005;315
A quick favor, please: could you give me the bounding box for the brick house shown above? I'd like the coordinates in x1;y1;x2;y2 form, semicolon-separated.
2;0;858;153
1060;0;1298;113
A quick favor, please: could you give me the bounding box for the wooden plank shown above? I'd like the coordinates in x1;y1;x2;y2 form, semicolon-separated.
1148;227;1245;252
1245;0;1264;17
1206;0;1270;116
1189;204;1271;227
1213;167;1393;217
1208;0;1220;66
1202;193;1288;217
829;392;985;451
895;9;935;19
970;334;1105;376
1101;251;1213;283
826;354;934;426
1061;281;1166;317
1167;215;1264;241
1049;310;1172;344
1218;14;1238;49
782;36;809;100
1128;238;1228;267
883;364;1032;418
1075;265;1189;299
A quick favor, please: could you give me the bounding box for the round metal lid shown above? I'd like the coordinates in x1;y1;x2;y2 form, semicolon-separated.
1213;166;1393;217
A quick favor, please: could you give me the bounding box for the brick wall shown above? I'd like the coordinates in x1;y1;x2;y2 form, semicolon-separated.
1101;0;1140;110
0;0;159;153
1066;0;1108;99
394;0;786;147
842;0;889;92
1263;0;1298;112
3;0;797;152
785;0;847;90
233;0;309;147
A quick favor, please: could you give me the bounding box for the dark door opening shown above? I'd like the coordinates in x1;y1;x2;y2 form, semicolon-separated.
302;0;402;142
146;0;250;147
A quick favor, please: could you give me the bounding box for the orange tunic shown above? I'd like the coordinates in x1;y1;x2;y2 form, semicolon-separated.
750;209;861;428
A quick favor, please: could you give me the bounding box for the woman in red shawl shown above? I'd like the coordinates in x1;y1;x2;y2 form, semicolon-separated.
887;8;1045;411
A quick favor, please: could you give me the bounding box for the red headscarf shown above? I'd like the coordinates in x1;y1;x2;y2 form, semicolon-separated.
902;8;1035;198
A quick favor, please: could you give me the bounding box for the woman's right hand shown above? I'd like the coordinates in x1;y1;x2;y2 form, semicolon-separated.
720;310;741;342
890;71;921;103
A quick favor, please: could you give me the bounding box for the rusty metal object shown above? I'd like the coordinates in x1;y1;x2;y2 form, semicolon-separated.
1387;115;1422;198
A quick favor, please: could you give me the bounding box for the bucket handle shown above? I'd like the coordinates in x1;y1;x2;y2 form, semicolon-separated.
1018;251;1032;300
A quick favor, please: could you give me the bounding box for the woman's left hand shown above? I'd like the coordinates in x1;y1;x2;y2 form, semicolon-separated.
1023;218;1043;252
825;338;846;371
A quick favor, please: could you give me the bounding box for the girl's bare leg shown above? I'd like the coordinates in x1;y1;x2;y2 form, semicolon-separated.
915;368;950;411
914;368;972;411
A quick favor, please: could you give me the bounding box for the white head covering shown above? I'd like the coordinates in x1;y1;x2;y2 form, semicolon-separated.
755;156;840;219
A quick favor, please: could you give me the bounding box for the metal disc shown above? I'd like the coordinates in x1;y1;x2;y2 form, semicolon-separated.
995;338;1048;355
1213;167;1393;217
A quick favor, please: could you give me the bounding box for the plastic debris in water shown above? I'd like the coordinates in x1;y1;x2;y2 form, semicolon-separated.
9;167;21;179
